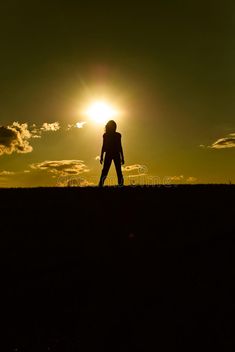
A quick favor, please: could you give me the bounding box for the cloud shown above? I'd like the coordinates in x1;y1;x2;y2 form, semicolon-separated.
30;122;60;138
30;160;89;176
167;175;184;182
206;133;235;149
122;164;148;174
210;137;235;149
57;175;94;187
41;122;60;132
30;123;41;139
75;121;87;129
165;175;198;184
67;121;87;130
0;170;15;176
30;120;86;136
0;122;33;155
127;173;147;178
186;176;197;183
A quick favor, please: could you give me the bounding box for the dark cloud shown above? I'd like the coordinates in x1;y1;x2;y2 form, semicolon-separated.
0;122;32;155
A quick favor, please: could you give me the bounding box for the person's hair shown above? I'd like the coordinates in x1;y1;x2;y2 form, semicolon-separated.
105;120;117;133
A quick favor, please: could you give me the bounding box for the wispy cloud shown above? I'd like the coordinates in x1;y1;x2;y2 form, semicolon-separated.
75;121;87;129
167;175;184;182
30;124;42;139
122;164;148;174
67;121;87;130
0;170;16;186
0;170;15;176
30;122;60;138
186;176;197;183
57;175;94;187
204;133;235;149
210;136;235;149
166;175;198;183
0;122;33;155
30;160;89;176
41;122;60;132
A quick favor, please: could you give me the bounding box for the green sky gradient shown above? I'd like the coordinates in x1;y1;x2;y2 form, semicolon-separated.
0;0;234;186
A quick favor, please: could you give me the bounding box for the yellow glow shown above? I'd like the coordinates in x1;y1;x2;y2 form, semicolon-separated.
84;101;118;124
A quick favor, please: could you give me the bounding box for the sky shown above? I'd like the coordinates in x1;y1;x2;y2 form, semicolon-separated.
0;0;234;187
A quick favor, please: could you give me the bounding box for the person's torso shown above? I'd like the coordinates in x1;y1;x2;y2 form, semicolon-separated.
103;132;121;154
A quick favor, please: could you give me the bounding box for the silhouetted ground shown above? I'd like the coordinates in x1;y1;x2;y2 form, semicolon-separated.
2;185;235;351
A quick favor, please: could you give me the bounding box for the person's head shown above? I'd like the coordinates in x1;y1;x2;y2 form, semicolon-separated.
105;120;117;133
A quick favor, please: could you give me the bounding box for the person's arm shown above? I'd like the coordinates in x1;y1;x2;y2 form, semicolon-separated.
120;146;124;165
100;146;105;164
120;135;124;165
100;134;106;164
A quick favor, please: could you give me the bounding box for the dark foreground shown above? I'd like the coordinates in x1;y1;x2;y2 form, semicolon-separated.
2;185;235;351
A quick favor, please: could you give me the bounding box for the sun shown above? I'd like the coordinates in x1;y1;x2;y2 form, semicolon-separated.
84;101;118;124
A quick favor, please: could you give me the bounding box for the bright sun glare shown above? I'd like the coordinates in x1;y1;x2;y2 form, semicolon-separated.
85;101;118;124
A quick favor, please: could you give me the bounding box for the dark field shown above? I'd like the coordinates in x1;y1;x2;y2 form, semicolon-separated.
2;185;235;351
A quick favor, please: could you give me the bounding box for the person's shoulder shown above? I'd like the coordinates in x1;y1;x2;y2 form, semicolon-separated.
115;132;121;138
103;133;107;138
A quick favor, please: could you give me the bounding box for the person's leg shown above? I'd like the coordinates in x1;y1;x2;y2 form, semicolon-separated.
114;155;124;186
98;155;112;187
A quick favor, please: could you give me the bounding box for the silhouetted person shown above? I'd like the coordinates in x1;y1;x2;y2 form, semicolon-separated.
99;120;124;187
